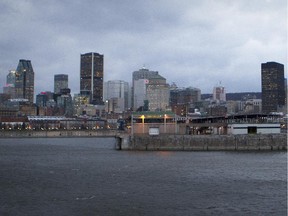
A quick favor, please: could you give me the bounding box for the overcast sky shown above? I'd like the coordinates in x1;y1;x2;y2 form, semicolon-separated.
0;0;287;95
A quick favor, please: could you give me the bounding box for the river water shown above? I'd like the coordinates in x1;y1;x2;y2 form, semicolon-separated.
0;137;287;216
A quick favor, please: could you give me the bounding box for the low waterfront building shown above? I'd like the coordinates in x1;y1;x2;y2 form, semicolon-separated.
131;111;177;135
185;113;284;135
228;123;281;135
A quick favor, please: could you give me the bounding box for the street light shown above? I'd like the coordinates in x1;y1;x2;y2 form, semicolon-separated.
174;113;177;134
164;114;167;133
141;115;145;134
131;114;134;138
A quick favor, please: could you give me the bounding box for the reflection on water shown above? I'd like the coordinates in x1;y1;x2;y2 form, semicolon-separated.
156;151;174;157
0;138;286;216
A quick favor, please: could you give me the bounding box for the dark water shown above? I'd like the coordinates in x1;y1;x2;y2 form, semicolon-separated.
0;138;287;216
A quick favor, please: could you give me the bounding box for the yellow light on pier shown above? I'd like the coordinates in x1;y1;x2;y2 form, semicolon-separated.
141;115;145;134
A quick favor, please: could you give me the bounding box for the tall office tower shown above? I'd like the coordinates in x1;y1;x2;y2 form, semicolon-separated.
54;74;68;94
15;59;35;103
261;62;285;114
104;80;129;112
213;84;226;101
80;52;104;105
6;70;16;85
132;67;159;110
146;76;170;111
132;67;169;111
3;70;16;98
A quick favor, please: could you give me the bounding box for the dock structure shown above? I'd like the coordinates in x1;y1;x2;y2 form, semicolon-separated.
0;112;286;151
116;134;287;151
130;112;285;135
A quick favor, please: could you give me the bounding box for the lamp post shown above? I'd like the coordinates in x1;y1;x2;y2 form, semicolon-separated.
175;113;177;134
141;115;145;134
131;114;134;138
164;114;167;133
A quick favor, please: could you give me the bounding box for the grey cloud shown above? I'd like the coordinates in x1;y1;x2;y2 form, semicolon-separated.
0;0;286;96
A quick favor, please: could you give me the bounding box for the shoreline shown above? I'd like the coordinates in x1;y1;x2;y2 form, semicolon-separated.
118;134;287;151
0;129;120;138
0;130;286;151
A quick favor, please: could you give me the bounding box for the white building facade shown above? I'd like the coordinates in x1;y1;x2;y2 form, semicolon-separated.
104;80;129;113
213;85;226;101
228;123;281;134
132;68;169;111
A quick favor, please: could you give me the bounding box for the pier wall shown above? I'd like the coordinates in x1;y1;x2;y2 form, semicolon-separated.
0;130;120;138
121;134;287;151
1;130;286;151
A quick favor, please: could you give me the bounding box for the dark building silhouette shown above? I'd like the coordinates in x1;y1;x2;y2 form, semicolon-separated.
201;92;262;101
15;59;35;103
36;92;48;107
261;62;285;114
170;87;201;116
80;52;104;105
54;74;68;94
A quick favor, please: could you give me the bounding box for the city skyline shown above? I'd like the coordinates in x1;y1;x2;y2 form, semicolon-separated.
0;1;287;95
1;58;286;99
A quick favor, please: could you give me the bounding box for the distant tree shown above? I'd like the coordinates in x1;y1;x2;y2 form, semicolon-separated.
143;100;149;111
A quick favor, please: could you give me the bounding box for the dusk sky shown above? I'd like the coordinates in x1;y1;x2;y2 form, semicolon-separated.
0;0;286;95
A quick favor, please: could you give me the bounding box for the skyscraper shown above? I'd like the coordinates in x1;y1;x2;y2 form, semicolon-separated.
213;84;226;101
80;52;104;105
132;68;158;110
261;62;285;114
146;75;170;111
104;80;129;112
132;67;169;111
54;74;68;94
6;70;16;86
15;59;35;103
3;70;16;98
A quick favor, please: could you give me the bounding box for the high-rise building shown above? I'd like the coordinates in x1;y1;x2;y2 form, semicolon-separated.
3;84;15;99
36;91;54;107
104;80;129;112
80;52;104;105
170;87;201;115
132;68;158;110
36;92;48;107
132;67;169;111
57;94;73;117
146;75;170;111
261;62;285;114
3;70;16;99
213;84;226;101
54;74;68;94
6;70;16;86
15;59;35;103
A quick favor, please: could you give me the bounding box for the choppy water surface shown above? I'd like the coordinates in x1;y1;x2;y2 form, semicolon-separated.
0;138;287;216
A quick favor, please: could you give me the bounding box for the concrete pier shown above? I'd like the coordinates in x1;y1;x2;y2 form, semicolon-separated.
118;134;287;151
0;130;121;138
0;130;286;151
